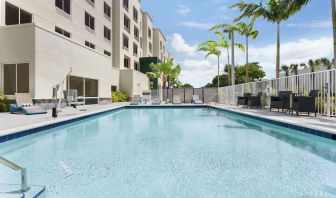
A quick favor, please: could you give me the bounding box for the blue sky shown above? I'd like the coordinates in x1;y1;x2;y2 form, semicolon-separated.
142;0;333;87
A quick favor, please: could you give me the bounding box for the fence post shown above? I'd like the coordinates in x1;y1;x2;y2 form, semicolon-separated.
202;88;205;103
184;88;186;103
327;71;331;117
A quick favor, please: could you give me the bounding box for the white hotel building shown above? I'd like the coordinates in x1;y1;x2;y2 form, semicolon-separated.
0;0;170;103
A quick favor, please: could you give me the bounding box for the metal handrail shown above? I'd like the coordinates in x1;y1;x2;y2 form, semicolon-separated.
0;156;29;193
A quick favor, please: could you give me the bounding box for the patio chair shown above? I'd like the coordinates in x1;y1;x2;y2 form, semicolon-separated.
237;93;251;108
173;95;182;104
292;90;319;117
192;95;203;104
270;91;292;112
151;96;161;105
248;92;263;109
142;90;151;104
10;93;47;115
63;90;85;108
130;95;141;105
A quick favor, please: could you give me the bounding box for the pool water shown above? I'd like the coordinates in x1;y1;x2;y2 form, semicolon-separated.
1;108;336;198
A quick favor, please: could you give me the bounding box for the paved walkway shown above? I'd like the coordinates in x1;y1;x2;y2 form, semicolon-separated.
213;104;336;134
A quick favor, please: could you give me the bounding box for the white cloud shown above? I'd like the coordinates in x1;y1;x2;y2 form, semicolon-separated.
170;33;197;56
169;33;332;87
179;22;213;30
286;20;332;28
176;5;190;15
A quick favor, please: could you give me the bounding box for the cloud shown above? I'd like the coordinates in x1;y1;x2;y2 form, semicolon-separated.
176;5;190;15
170;33;197;55
169;33;332;87
179;21;213;30
286;19;332;28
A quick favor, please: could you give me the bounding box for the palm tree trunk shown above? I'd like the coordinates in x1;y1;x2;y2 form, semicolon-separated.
227;47;230;86
332;0;336;68
231;32;235;86
217;55;220;88
245;35;249;83
276;21;280;78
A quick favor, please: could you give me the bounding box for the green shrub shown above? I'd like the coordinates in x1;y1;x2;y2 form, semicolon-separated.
0;91;8;112
112;91;128;103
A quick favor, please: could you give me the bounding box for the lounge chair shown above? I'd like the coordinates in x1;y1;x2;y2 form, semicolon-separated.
270;91;292;112
192;95;203;104
173;95;182;104
142;90;151;104
248;92;263;108
151;96;161;105
237;93;251;108
292;90;319;117
10;93;47;115
130;95;141;105
63;90;85;108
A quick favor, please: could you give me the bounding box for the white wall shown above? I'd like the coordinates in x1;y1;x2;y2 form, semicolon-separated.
119;69;149;97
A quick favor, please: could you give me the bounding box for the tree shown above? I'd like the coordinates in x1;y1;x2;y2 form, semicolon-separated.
204;74;230;88
197;40;222;91
236;21;259;83
235;62;266;84
320;57;333;69
213;31;231;85
210;23;245;86
289;64;299;75
232;0;311;78
180;83;193;88
308;59;320;73
281;65;290;77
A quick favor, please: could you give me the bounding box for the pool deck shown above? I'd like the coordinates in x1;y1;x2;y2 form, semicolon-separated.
0;103;335;138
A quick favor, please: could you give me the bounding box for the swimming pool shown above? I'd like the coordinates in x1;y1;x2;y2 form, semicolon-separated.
0;107;336;197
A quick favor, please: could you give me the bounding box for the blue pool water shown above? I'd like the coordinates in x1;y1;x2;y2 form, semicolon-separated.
1;108;336;198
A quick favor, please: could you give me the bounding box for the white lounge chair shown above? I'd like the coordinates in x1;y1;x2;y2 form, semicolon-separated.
173;95;181;104
130;95;141;105
142;90;151;104
151;96;161;105
192;95;203;104
10;93;47;115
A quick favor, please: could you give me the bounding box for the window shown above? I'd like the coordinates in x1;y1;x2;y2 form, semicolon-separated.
140;38;143;48
55;0;71;15
133;43;138;56
85;12;95;30
55;26;71;38
104;2;111;18
148;28;152;38
124;15;130;32
67;76;99;104
85;41;95;49
124;56;130;68
123;0;129;10
104;50;111;56
149;42;152;53
86;0;94;6
5;2;32;25
3;63;29;95
111;85;117;92
104;26;111;40
133;7;138;22
123;35;129;50
134;62;140;71
134;26;139;41
160;41;162;50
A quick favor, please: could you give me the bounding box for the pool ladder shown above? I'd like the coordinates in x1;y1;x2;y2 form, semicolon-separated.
0;156;29;193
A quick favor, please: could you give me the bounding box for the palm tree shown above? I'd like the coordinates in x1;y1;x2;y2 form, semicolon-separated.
232;0;311;78
281;65;289;77
213;32;231;85
210;23;245;86
308;59;321;73
236;21;259;83
197;40;222;90
168;64;182;87
320;57;333;70
290;63;299;75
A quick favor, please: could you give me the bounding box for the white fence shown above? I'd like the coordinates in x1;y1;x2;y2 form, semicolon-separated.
218;69;336;117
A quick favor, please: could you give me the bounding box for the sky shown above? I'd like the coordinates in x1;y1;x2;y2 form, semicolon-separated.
142;0;333;88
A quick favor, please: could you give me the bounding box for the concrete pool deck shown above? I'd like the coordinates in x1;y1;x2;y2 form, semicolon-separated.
0;103;335;138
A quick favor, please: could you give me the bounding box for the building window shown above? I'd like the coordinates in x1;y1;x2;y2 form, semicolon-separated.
67;76;99;104
148;28;152;38
134;26;139;41
111;85;117;92
55;26;71;38
123;0;129;10
160;41;162;50
55;0;71;15
104;2;111;18
133;43;138;56
140;37;143;48
85;41;95;49
124;15;130;32
85;12;95;30
124;56;130;68
104;26;111;40
133;7;138;22
3;63;29;95
86;0;94;6
134;62;140;71
5;2;32;25
104;50;111;56
149;42;152;53
123;35;129;50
